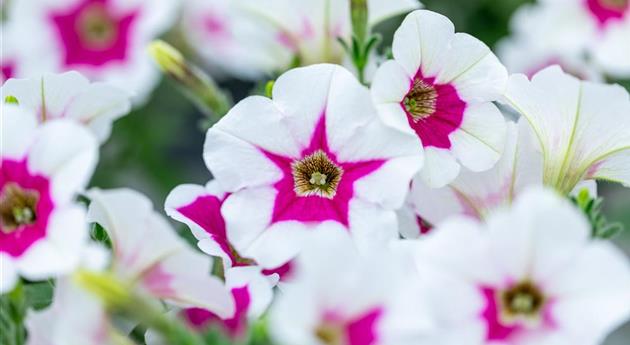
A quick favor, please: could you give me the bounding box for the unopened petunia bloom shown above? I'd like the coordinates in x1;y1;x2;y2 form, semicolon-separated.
507;0;630;78
203;64;422;270
1;105;98;294
181;0;421;79
165;181;293;281
504;66;630;194
7;0;179;101
371;10;508;188
1;71;131;143
412;187;630;344
269;229;432;345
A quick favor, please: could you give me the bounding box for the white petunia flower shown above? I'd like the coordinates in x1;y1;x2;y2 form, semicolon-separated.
269;228;433;345
7;0;179;101
508;0;630;78
181;0;421;79
165;180;294;282
86;188;235;316
1;71;131;143
504;66;630;194
203;64;422;270
0;105;98;294
411;187;630;344
371;10;508;188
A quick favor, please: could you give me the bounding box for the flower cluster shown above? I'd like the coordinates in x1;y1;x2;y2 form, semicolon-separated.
1;2;630;345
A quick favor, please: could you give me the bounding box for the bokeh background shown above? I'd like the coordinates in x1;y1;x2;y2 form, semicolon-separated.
88;0;630;343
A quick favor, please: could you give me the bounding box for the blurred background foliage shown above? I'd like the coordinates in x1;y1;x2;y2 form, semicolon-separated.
90;0;629;342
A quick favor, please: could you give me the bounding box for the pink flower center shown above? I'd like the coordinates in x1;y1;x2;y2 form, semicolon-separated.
0;159;54;257
400;71;465;149
586;0;629;26
49;0;139;67
481;282;554;341
262;115;384;227
315;308;383;345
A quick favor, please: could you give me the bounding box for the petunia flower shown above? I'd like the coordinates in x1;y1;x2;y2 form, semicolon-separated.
371;10;508;188
203;64;422;270
0;105;98;294
7;0;179;101
269;228;432;345
85;188;235;316
165;180;294;282
504;66;630;194
411;187;630;344
181;0;421;79
508;0;630;78
1;71;131;143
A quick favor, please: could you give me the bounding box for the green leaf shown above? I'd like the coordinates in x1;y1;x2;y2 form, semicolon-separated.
0;283;27;345
571;191;625;239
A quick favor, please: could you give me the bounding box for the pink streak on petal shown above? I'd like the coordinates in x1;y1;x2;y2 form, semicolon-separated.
415;216;433;235
1;61;15;83
345;308;383;345
585;0;629;27
49;0;139;68
480;287;521;341
176;195;231;258
262;115;384;227
183;286;251;339
142;264;175;297
0;159;55;258
400;71;466;149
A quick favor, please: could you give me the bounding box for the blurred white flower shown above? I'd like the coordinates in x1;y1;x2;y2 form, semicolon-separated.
6;0;179;102
203;64;422;270
505;66;630;194
371;10;508;188
507;0;630;78
0;105;98;294
86;188;235;316
269;229;433;345
1;71;131;143
165;180;294;282
412;187;630;344
181;0;421;79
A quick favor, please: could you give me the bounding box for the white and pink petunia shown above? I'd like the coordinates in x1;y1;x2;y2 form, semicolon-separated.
1;105;98;294
269;228;431;345
411;187;630;344
504;66;630;194
371;10;508;188
203;64;422;270
165;181;294;282
7;0;179;101
181;0;421;79
85;188;235;316
507;0;630;78
1;71;131;143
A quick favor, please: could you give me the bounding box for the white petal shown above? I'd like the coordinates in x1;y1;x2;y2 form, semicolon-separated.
241;221;317;269
28;120;98;203
146;249;235;319
225;266;274;318
435;33;508;103
587;150;630;187
419;147;461;188
410;178;472;225
1;104;37;160
392;10;455;78
450;103;506;172
371;60;412;104
164;182;225;241
348;199;400;254
547;241;630;345
592;20;630;78
87;188;185;277
367;0;421;25
0;254;18;294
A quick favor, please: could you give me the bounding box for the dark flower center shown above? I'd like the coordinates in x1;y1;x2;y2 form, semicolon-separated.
500;281;546;320
292;150;343;199
0;183;39;233
600;0;628;10
77;3;118;49
315;322;343;345
403;79;438;122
